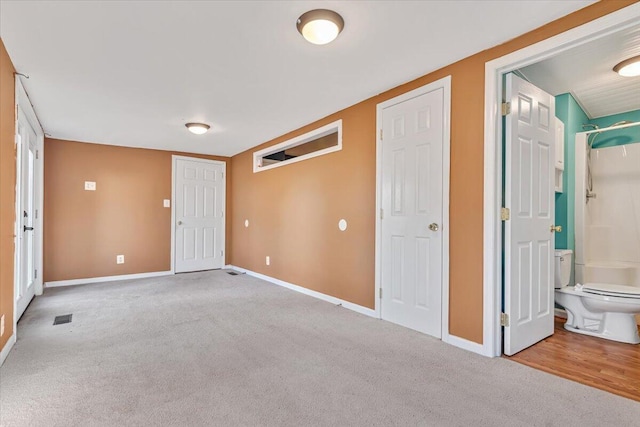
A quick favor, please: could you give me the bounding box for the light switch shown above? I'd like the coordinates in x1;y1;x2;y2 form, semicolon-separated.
84;181;96;191
163;199;170;208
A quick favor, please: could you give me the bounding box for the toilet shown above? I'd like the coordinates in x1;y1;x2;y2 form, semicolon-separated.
554;249;640;344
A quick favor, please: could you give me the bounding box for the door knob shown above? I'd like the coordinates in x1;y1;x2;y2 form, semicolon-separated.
177;221;183;225
550;225;562;233
429;223;439;232
23;225;34;232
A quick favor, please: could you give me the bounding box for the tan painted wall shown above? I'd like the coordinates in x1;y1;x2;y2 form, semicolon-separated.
0;39;16;352
44;138;231;282
230;1;635;344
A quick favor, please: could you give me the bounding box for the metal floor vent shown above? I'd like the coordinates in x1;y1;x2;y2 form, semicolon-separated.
227;271;239;276
53;314;72;325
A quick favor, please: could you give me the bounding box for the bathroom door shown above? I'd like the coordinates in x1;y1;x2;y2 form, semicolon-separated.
503;74;556;355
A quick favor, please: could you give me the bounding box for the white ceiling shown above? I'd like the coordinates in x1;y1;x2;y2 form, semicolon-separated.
1;1;594;156
520;22;640;119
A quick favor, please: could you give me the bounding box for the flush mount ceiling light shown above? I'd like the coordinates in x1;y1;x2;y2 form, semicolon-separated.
185;122;210;135
613;55;640;77
297;9;344;45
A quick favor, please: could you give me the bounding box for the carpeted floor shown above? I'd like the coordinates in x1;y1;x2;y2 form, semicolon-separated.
1;270;639;426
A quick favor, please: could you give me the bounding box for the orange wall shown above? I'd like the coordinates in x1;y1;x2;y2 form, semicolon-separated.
44;138;230;282
0;39;16;352
230;1;635;344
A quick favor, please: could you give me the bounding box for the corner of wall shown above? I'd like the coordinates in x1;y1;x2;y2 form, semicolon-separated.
0;38;17;354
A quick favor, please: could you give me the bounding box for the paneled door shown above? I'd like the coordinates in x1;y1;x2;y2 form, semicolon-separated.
15;105;39;320
174;158;226;273
380;87;445;337
503;73;556;355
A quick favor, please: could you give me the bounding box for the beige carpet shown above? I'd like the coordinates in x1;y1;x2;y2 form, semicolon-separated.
1;270;639;426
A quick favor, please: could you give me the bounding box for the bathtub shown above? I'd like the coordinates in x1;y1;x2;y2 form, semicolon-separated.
576;261;640;288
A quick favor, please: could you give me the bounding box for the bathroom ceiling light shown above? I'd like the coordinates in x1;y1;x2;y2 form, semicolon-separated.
297;9;344;45
613;55;640;77
185;123;210;135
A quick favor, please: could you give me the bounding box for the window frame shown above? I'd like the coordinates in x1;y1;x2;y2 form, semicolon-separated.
253;120;342;173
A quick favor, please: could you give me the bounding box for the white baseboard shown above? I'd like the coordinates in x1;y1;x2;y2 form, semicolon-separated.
227;265;377;318
0;333;16;367
44;271;173;288
442;333;487;356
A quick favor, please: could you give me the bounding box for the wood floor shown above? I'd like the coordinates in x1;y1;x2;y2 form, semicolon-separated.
507;317;640;402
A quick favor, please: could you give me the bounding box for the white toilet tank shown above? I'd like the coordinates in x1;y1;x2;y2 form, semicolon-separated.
555;249;573;288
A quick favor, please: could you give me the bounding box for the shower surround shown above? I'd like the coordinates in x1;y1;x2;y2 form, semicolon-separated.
575;130;640;288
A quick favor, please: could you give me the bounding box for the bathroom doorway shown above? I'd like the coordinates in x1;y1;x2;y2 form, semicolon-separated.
486;3;640;400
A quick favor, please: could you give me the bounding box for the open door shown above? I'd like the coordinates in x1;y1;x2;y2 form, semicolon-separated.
503;73;556;355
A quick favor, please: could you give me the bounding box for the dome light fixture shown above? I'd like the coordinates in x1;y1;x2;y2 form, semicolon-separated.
297;9;344;45
185;122;210;135
613;55;640;77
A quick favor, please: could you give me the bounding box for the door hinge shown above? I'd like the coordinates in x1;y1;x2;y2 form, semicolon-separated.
34;269;38;279
221;210;224;217
379;288;383;299
500;312;509;327
380;208;384;220
500;207;510;221
35;209;38;219
221;250;224;257
379;129;383;141
221;172;224;179
36;150;39;160
501;102;511;116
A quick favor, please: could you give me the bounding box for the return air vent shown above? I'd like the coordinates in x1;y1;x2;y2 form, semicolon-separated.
53;314;72;325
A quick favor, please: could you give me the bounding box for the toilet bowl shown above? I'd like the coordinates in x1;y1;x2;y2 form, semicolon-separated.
554;250;640;344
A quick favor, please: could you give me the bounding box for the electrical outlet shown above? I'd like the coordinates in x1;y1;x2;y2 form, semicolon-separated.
116;255;125;264
266;256;270;266
163;199;170;208
0;314;4;337
84;181;96;191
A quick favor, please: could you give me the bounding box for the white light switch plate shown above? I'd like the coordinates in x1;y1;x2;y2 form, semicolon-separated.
0;314;4;337
84;181;96;191
163;199;170;208
116;255;125;264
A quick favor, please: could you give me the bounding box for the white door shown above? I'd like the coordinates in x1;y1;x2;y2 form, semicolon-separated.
15;106;38;319
380;88;444;337
504;73;556;355
174;158;226;273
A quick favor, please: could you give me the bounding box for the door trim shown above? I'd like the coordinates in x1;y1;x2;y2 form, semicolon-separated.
170;155;226;273
375;76;451;341
13;77;44;330
483;3;640;357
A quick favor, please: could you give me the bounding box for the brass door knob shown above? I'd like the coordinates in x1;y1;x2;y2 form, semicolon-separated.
550;225;562;233
429;223;439;232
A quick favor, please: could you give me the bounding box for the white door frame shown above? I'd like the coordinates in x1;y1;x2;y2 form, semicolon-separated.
375;76;452;343
483;4;640;357
13;77;45;325
170;155;226;273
